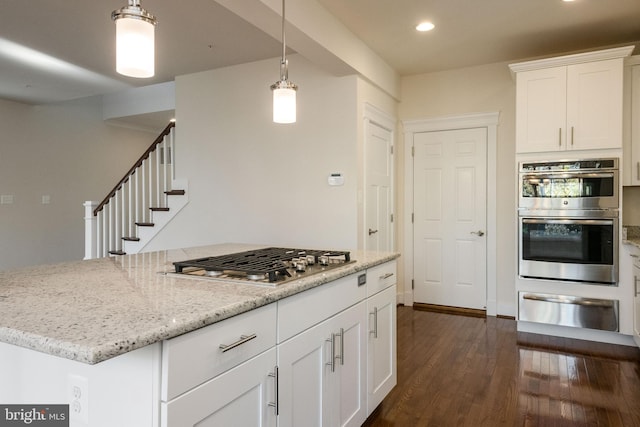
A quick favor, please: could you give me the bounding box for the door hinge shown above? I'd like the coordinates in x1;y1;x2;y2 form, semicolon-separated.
411;146;415;157
390;145;394;155
390;213;394;223
411;213;414;223
411;279;414;290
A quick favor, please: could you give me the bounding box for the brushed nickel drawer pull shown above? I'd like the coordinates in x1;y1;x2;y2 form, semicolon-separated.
219;333;257;353
336;328;344;366
379;272;394;280
370;307;379;339
326;333;336;372
522;294;614;308
268;366;279;415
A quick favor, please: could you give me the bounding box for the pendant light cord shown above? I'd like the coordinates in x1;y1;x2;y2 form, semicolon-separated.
279;0;288;81
281;0;286;63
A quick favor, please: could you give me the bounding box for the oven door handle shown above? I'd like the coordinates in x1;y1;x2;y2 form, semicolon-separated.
522;218;613;226
522;172;615;180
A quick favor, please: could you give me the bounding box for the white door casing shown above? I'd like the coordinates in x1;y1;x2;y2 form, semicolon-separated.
364;104;395;253
413;128;487;309
403;112;499;314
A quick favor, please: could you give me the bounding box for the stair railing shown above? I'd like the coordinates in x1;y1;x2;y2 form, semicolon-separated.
84;122;176;259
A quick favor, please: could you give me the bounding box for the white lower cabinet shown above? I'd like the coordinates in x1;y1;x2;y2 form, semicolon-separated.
367;284;397;414
277;300;367;427
160;261;397;427
161;347;277;427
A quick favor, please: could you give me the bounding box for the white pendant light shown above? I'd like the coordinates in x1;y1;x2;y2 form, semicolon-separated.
111;0;157;78
270;0;298;124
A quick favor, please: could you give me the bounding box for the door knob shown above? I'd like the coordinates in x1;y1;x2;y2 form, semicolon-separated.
368;228;378;236
470;230;485;237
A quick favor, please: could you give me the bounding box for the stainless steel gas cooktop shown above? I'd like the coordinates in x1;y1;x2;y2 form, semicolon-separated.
172;247;353;286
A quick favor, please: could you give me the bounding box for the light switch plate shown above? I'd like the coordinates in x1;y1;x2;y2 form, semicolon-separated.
0;195;14;205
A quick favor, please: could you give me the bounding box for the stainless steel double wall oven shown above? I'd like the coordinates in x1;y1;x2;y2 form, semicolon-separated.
518;158;619;285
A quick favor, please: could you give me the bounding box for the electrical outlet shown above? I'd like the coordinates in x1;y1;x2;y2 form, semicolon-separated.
0;195;14;205
68;374;89;425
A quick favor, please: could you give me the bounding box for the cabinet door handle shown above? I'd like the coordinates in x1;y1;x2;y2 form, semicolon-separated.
637;161;639;181
219;333;257;353
571;126;574;146
635;276;640;297
558;128;562;147
379;272;394;280
336;328;344;366
326;333;336;372
370;307;379;339
268;366;279;415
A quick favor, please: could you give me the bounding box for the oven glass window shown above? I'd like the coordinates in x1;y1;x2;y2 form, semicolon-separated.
522;221;613;265
521;176;614;198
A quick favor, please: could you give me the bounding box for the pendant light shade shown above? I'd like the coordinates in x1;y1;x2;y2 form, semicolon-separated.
271;0;297;124
112;0;157;78
271;68;297;124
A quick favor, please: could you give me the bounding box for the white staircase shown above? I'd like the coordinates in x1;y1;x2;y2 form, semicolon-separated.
84;123;188;259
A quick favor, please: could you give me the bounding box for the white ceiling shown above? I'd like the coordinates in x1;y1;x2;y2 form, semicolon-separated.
2;0;640;106
317;0;640;76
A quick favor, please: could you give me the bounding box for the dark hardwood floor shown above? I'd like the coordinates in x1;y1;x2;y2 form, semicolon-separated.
363;306;640;427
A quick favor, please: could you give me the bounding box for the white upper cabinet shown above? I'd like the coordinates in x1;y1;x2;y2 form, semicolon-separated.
627;63;640;185
511;46;633;154
515;66;567;153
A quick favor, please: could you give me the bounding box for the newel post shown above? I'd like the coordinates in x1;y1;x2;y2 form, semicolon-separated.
84;201;98;260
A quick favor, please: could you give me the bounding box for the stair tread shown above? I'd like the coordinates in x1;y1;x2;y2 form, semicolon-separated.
122;237;140;241
109;250;126;256
150;207;170;211
165;189;185;196
135;222;155;227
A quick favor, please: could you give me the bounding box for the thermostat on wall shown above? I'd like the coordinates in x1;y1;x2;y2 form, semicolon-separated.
328;173;344;186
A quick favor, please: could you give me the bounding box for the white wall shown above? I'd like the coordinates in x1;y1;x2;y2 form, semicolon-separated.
398;61;517;316
0;97;156;270
144;55;360;251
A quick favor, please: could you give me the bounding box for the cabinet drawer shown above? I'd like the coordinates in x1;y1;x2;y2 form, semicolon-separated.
518;292;619;332
277;273;366;343
161;303;277;401
367;261;397;297
161;348;277;427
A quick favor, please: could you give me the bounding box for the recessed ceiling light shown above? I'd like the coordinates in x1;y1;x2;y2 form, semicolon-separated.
416;22;435;32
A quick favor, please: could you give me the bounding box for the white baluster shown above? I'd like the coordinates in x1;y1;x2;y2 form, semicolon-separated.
95;209;102;258
109;198;115;253
155;145;161;208
102;206;109;257
170;126;176;183
141;159;148;223
133;168;140;231
114;191;121;253
128;176;134;238
83;201;98;260
162;135;169;201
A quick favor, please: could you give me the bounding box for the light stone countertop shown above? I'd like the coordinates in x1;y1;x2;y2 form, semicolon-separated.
0;243;399;365
624;239;640;249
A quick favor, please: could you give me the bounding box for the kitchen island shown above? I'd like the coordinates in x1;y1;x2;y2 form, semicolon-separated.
0;243;399;426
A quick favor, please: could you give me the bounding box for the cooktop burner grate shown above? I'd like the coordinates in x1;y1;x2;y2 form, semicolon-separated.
173;247;351;283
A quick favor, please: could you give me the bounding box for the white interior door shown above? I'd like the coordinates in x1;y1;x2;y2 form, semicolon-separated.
365;120;393;252
413;128;487;310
